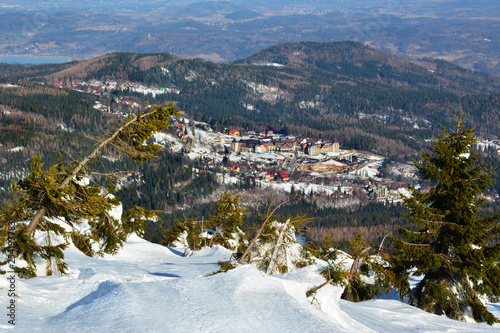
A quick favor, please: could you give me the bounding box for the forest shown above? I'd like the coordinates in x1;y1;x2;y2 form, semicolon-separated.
1;42;499;250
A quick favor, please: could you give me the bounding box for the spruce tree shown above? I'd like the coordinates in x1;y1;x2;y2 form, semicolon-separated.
0;103;181;277
208;191;247;251
392;116;500;324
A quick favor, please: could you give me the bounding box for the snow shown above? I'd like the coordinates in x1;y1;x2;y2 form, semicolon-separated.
2;234;500;332
7;125;497;331
349;159;383;178
7;146;25;153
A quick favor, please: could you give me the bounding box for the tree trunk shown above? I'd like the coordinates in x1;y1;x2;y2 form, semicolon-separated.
266;218;291;275
23;110;160;237
350;246;372;275
238;200;290;264
306;279;332;298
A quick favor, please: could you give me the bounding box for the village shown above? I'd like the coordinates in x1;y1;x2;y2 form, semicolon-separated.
46;79;500;204
51;77;180;116
157;117;500;205
149;116;427;205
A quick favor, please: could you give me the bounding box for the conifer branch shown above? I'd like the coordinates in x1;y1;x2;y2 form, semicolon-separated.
238;199;291;264
21;104;180;239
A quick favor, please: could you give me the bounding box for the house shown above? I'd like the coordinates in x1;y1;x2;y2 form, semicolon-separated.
264;173;273;181
306;144;320;156
229;129;240;136
177;131;187;140
236;139;261;153
373;185;388;201
229;165;240;172
230;140;242;153
278;172;290;182
254;145;267;154
320;143;333;154
262;142;276;152
276;141;294;152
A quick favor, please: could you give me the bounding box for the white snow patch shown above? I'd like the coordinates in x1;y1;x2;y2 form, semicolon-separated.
7;146;25;153
1;234;499;331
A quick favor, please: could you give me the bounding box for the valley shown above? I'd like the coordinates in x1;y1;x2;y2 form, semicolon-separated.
0;0;499;75
1;41;500;248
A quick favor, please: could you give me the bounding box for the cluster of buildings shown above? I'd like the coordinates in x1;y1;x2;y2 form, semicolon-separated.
230;136;340;156
52;79;180;98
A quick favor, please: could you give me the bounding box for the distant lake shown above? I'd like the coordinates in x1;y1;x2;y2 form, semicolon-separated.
0;55;70;64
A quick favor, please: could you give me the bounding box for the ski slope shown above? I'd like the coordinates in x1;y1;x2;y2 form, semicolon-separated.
2;235;500;332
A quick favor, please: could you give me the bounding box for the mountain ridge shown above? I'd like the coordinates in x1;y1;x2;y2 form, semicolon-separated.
2;41;500;161
7;41;496;96
235;41;499;94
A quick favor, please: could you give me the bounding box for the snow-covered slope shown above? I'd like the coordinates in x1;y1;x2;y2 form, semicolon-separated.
2;236;500;332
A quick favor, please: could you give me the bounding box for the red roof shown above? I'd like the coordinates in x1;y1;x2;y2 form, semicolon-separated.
279;172;289;179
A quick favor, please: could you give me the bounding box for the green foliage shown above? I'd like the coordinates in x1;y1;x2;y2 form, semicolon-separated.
117;151;217;218
207;260;237;276
317;260;349;288
0;104;180;277
341;233;395;302
392;115;500;324
247;213;312;274
208;191;247;251
160;219;188;246
306;233;337;261
160;216;206;251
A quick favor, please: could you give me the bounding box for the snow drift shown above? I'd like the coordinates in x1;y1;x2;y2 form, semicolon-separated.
1;234;500;332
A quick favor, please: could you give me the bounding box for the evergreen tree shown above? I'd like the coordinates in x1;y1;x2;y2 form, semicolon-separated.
160;215;206;250
392;116;500;324
208;191;246;251
0;103;181;277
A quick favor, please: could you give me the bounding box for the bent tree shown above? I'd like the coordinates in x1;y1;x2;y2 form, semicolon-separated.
0;103;181;277
392;116;500;324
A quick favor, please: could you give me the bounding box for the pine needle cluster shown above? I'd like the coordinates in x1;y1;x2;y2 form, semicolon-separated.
0;103;180;277
392;115;500;324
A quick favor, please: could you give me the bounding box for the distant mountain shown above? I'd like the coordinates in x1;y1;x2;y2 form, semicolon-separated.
18;41;497;95
236;41;500;94
2;41;500;162
1;0;498;76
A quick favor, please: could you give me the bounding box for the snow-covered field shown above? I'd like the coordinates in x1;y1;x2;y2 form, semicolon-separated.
2;235;500;332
